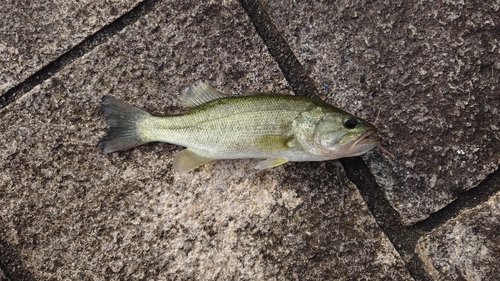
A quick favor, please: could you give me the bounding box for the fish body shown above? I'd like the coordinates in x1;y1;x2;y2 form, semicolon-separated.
100;81;381;172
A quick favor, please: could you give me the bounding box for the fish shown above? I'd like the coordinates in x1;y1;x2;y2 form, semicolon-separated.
100;81;381;172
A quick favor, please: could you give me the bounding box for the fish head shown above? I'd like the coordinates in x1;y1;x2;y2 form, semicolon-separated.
313;110;382;159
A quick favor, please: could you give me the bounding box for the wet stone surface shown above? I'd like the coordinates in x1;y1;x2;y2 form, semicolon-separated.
266;0;500;225
0;0;413;280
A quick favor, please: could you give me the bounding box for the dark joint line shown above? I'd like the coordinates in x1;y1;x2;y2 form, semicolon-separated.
0;0;161;113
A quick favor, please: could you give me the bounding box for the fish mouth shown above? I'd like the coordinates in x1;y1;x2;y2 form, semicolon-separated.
351;129;382;150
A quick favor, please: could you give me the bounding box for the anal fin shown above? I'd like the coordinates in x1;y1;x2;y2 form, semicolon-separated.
255;157;289;170
173;149;214;173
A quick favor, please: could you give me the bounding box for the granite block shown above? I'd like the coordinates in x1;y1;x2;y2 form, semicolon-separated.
266;0;500;224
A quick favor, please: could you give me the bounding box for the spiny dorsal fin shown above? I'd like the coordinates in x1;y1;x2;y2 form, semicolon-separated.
172;148;214;173
179;80;227;108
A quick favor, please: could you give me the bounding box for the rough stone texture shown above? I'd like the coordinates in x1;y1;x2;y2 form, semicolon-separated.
267;0;500;224
0;0;412;280
0;0;141;95
0;267;9;281
416;192;500;281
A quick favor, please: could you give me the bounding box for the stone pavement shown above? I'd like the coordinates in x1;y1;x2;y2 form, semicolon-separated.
0;0;498;280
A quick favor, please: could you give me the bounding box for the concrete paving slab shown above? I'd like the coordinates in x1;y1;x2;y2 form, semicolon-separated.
0;0;141;96
416;192;500;280
0;0;412;280
266;0;500;224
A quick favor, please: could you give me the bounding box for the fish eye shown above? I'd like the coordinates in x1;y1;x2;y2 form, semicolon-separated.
343;117;358;129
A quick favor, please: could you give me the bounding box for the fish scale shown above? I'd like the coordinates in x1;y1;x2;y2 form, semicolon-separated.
144;98;308;155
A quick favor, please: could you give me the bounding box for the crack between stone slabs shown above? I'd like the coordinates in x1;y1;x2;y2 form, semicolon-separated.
342;158;499;279
414;167;500;233
238;0;319;99
340;157;434;281
0;0;162;116
238;0;435;280
398;168;500;279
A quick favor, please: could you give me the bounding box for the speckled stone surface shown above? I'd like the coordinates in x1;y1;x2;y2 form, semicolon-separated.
416;192;500;280
0;0;413;280
266;0;500;224
0;0;141;95
0;267;8;281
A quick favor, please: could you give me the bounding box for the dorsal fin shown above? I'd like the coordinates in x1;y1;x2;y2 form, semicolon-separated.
179;80;227;108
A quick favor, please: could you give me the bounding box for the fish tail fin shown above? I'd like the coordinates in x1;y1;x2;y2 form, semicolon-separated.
100;95;152;154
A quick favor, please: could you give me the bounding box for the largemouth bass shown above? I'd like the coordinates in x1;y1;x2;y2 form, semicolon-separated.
100;81;381;172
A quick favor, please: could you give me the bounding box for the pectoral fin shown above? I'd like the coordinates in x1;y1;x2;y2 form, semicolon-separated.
255;157;289;170
173;149;214;173
253;135;296;151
